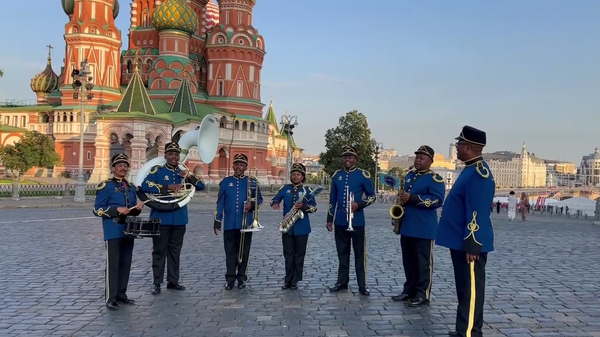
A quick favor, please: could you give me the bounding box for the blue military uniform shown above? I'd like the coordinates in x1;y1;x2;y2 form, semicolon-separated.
436;126;495;337
270;163;317;288
214;154;263;289
92;153;141;309
140;142;206;294
327;145;376;295
392;145;446;306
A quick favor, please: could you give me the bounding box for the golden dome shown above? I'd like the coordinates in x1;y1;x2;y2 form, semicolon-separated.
30;55;59;94
152;0;198;35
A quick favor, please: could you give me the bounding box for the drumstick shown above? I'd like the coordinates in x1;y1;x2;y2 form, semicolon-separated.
128;199;151;211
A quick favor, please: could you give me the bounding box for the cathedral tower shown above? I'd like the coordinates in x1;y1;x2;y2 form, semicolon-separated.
60;0;122;105
205;0;266;116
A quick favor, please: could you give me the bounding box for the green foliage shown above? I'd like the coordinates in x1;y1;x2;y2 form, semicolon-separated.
387;167;405;178
0;69;3;78
319;110;377;177
0;131;62;178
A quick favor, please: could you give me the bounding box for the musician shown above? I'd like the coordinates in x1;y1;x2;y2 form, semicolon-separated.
271;163;317;290
392;145;445;307
93;153;145;310
140;142;206;295
214;154;264;290
436;126;495;337
326;145;376;296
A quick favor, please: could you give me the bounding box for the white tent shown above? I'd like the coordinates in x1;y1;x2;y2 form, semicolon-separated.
554;197;596;216
493;197;509;203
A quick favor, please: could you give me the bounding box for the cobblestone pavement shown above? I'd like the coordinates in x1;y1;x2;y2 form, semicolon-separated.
0;202;599;337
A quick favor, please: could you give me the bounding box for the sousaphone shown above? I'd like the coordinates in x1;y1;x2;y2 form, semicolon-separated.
135;114;219;211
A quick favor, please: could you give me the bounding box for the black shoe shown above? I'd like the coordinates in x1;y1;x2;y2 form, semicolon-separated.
106;302;118;310
151;284;161;295
166;282;185;290
225;282;235;290
329;284;349;292
281;282;291;290
359;287;370;296
116;298;135;305
448;331;460;337
238;280;247;289
290;282;298;290
408;298;430;307
391;293;412;302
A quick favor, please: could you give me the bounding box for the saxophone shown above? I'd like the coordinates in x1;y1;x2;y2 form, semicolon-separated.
386;166;413;235
279;186;325;234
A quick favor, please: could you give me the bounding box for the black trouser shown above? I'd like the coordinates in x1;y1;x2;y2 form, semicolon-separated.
105;237;134;303
450;249;487;337
400;235;434;299
151;225;186;285
334;225;366;288
282;234;309;284
223;230;252;283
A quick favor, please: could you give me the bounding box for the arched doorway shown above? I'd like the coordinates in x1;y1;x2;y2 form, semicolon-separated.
109;133;125;159
217;148;228;176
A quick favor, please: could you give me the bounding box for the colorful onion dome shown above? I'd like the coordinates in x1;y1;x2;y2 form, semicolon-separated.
113;0;120;19
152;0;199;35
204;0;219;31
62;0;119;19
30;55;59;94
61;0;74;17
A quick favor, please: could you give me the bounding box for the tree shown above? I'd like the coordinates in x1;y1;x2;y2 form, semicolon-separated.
0;131;62;179
319;110;377;178
0;69;3;78
387;167;405;178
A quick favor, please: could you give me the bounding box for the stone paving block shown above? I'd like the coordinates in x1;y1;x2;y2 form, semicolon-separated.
1;204;600;336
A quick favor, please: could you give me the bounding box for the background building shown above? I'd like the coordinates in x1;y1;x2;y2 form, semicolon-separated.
0;0;297;185
483;143;546;188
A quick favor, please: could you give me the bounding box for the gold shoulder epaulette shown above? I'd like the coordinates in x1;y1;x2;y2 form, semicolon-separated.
331;169;341;179
149;165;163;175
475;161;490;179
96;180;110;190
360;168;371;179
429;171;445;183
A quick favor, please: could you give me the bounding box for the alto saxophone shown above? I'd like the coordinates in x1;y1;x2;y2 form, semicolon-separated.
279;186;325;234
386;166;413;235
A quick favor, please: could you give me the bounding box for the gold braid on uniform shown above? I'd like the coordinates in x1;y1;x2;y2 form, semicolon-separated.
417;196;439;207
475;162;489;178
430;171;445;183
462;211;483;255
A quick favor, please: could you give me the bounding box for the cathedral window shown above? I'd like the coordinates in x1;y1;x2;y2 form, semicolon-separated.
219;117;227;128
238;12;242;25
146;59;153;72
217;80;224;96
236;80;243;97
234;121;240;130
142;11;149;27
242;121;247;131
253;84;258;99
250;123;255;132
225;11;229;24
126;60;132;73
20;116;26;127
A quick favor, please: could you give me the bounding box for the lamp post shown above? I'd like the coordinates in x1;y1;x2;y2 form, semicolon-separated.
374;143;383;192
280;113;298;183
71;59;94;202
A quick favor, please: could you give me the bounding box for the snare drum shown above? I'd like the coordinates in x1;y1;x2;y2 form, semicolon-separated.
124;217;161;238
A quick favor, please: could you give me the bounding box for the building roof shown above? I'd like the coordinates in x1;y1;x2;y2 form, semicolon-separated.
116;69;156;114
264;94;278;132
169;76;197;116
483;151;545;164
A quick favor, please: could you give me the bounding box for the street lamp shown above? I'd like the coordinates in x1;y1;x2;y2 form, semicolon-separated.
280;113;298;183
374;142;383;192
71;59;94;202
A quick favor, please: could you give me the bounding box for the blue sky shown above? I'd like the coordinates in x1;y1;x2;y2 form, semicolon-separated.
0;0;598;163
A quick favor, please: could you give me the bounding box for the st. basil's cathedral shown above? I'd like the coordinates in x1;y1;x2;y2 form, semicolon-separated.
0;0;299;184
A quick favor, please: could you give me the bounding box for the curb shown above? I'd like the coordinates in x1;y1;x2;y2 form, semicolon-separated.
0;203;95;209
